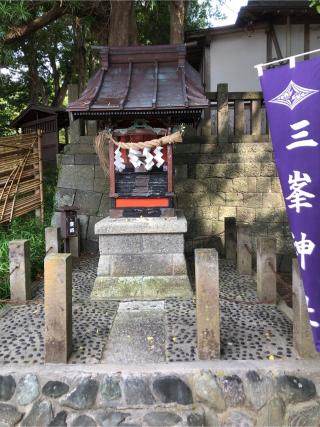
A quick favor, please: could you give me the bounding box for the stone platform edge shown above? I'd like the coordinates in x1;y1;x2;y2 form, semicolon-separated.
95;210;187;235
1;360;320;427
91;275;193;300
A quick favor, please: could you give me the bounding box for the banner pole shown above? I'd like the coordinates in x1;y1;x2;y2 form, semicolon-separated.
254;47;320;74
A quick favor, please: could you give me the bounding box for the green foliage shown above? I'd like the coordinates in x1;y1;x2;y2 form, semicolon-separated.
136;0;225;45
310;0;320;14
0;170;57;301
0;74;28;135
186;0;225;32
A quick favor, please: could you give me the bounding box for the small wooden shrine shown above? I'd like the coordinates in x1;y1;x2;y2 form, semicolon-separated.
68;44;208;218
68;44;208;299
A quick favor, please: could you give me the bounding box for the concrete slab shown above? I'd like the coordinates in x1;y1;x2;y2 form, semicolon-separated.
102;308;166;364
118;301;165;311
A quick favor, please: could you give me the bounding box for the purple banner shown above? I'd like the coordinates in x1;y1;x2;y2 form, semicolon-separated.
260;56;320;351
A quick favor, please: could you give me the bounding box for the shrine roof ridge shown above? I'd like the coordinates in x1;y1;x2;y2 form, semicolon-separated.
67;43;208;119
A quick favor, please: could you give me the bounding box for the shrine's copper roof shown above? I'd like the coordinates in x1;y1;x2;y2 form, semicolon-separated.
68;44;208;122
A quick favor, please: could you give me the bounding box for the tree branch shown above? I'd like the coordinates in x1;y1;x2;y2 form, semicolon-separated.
4;2;68;45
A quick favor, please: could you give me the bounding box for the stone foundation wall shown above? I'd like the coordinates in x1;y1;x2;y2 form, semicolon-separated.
53;134;292;257
53;136;109;252
1;361;320;426
174;135;292;256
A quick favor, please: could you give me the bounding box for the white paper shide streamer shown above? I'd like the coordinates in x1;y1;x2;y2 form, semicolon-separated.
143;147;154;171
114;146;125;172
153;146;165;168
128;148;143;169
114;145;166;171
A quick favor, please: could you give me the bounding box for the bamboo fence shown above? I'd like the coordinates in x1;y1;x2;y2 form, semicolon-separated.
0;132;44;224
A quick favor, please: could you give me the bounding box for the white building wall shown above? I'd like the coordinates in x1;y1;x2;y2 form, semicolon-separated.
209;29;266;92
209;24;320;92
272;24;304;58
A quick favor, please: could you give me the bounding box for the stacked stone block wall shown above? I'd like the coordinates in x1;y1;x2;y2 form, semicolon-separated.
174;135;292;256
54;137;110;251
1;362;320;426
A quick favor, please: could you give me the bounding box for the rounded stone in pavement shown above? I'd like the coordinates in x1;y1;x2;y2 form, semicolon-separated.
0;376;16;402
276;375;316;403
187;412;204;426
72;415;96;427
153;376;193;405
42;381;69;399
218;375;245;407
0;403;23;427
48;411;68;427
221;410;255;427
96;411;128;426
20;400;53;427
16;374;40;406
193;371;225;412
244;371;274;410
62;378;99;410
284;400;320;426
143;411;182;427
100;377;122;402
124;378;155;406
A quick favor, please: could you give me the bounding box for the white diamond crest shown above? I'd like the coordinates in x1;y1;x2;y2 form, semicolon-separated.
269;80;319;110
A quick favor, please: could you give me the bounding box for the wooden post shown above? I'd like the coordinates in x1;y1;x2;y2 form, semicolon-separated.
225;217;237;264
9;240;32;302
237;225;252;275
195;248;220;360
201;107;212;137
256;237;277;304
292;259;320;359
45;227;61;256
44;253;72;363
217;83;229;143
234;100;245;137
251;100;261;136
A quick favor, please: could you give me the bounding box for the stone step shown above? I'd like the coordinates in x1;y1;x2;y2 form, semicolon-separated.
64;143;96;155
79;135;96;144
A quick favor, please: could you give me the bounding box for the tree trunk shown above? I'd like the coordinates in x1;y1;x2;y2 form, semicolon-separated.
23;39;41;103
108;0;138;47
169;0;187;44
74;16;87;92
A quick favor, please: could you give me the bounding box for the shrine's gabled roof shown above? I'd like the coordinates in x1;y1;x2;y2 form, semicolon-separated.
67;44;208;122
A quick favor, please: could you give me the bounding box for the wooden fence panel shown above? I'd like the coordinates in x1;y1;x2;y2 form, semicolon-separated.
206;84;270;142
0;133;44;224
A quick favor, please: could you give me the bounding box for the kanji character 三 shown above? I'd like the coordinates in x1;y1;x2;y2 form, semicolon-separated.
287;120;318;150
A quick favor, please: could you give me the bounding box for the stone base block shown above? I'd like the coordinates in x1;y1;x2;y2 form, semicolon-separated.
91;276;193;300
92;212;192;300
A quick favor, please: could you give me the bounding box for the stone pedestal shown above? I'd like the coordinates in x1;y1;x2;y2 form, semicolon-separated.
91;211;192;300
